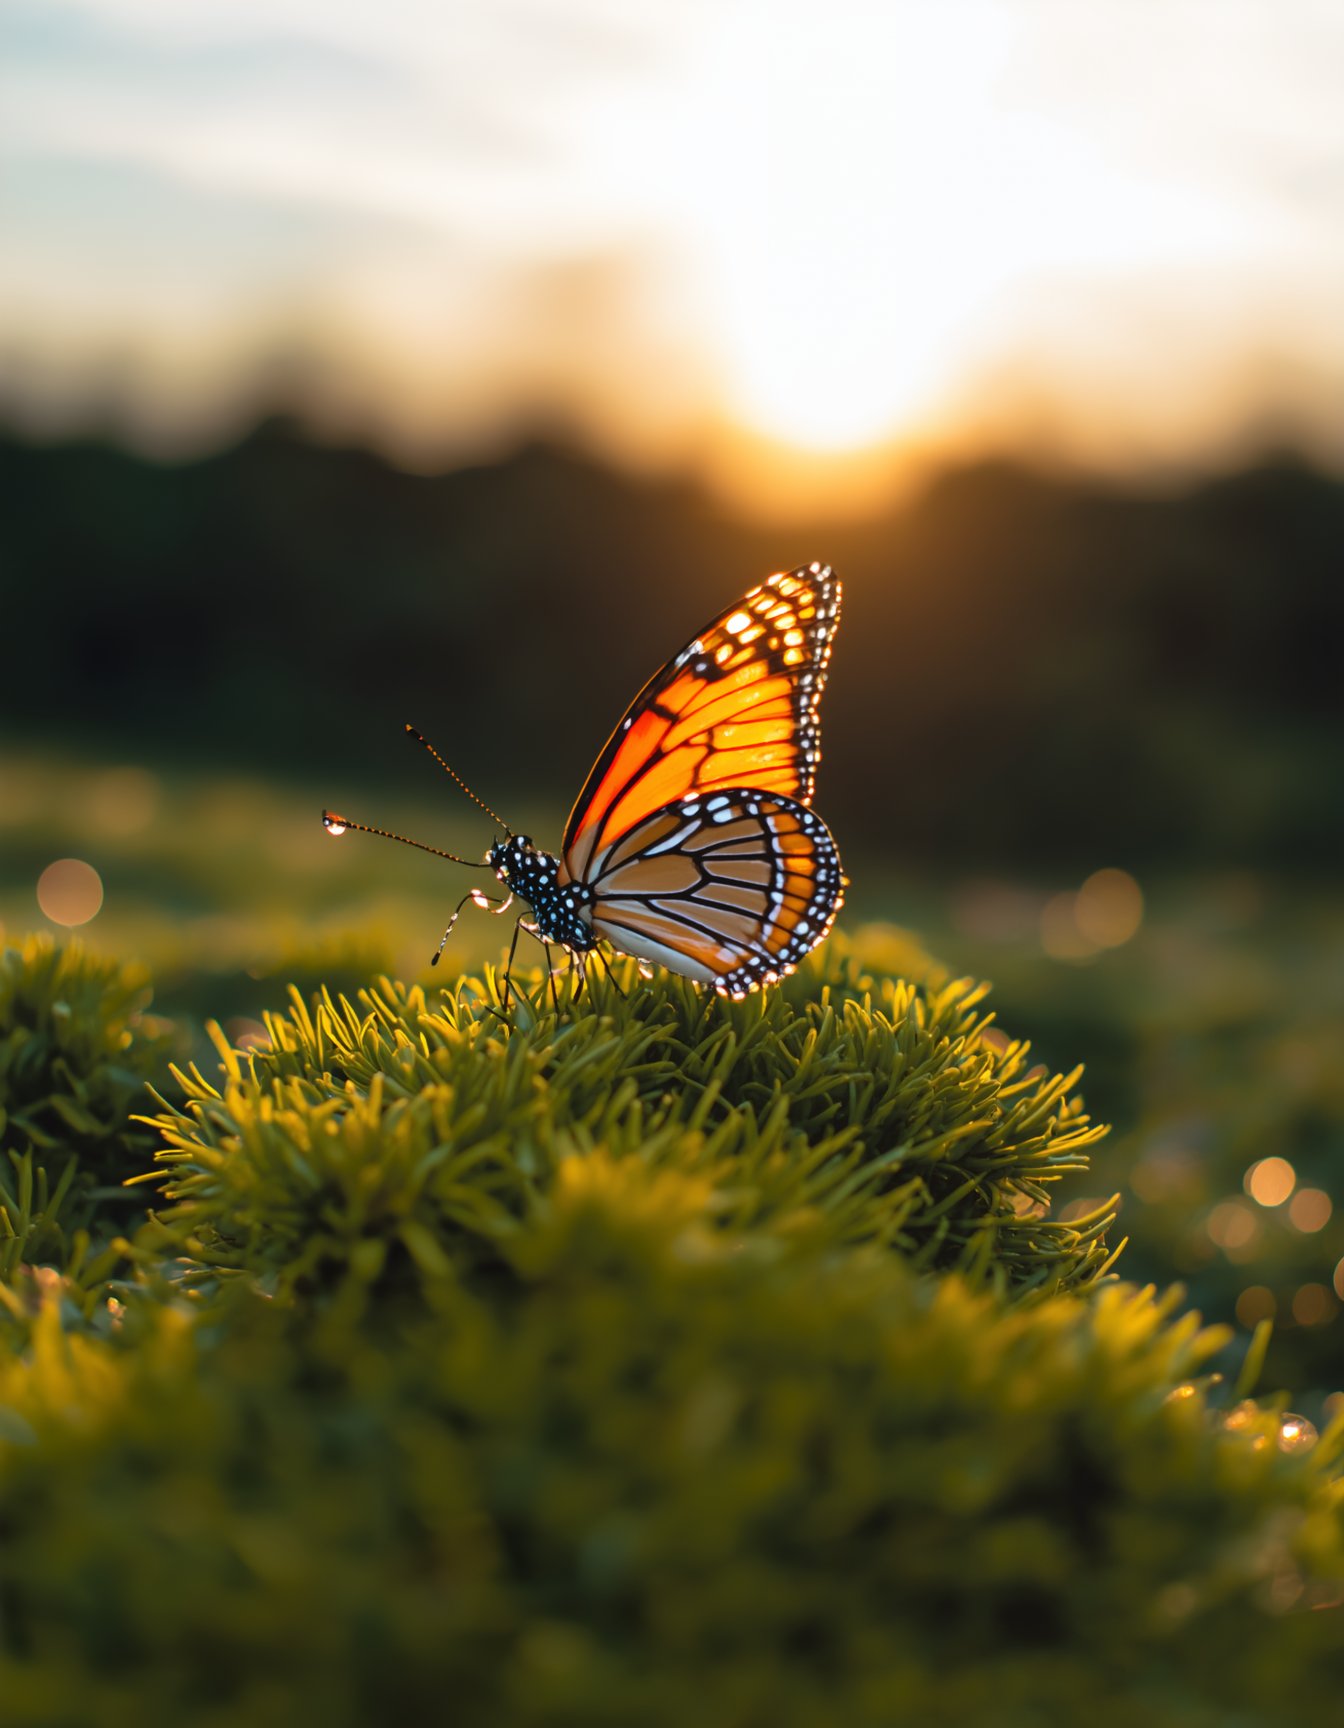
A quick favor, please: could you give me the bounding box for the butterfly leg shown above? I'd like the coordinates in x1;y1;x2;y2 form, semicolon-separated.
429;890;476;968
568;948;587;1006
430;887;514;969
519;923;562;1013
593;944;628;1000
501;919;564;1016
497;918;525;1016
526;928;561;1014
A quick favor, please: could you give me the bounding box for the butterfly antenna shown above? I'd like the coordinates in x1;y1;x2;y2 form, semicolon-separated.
404;724;511;832
321;811;492;868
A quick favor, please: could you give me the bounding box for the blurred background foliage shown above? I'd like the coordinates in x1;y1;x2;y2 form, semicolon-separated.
3;426;1342;872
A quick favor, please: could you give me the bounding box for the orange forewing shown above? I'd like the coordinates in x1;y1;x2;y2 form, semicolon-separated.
563;564;840;882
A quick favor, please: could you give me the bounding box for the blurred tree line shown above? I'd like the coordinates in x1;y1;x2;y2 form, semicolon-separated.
2;420;1340;872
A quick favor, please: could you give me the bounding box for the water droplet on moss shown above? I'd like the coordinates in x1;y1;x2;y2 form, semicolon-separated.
1278;1413;1318;1453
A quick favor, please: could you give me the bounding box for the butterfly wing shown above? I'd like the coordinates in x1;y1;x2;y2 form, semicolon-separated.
563;562;840;883
577;790;844;997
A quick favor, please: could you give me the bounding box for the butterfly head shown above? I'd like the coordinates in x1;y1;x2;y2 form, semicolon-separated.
487;833;556;906
487;832;535;877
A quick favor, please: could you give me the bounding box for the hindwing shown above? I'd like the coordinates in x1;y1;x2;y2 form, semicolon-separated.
571;790;844;997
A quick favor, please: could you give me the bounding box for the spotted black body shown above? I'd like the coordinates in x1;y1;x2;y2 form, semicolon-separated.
488;834;597;953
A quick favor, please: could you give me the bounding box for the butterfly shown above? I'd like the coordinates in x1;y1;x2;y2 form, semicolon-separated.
323;561;844;1002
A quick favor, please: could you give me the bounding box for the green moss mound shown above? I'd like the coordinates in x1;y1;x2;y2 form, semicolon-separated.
1;928;1342;1726
2;1203;1343;1728
144;939;1114;1299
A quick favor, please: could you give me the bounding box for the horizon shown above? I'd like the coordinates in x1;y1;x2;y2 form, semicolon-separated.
3;397;1339;530
3;1;1344;517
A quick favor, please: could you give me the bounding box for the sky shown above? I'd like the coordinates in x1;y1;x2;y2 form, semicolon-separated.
2;0;1343;512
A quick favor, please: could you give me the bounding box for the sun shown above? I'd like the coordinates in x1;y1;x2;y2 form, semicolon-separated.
720;260;961;453
674;3;1023;455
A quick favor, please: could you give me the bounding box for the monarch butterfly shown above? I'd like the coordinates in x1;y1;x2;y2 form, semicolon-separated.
323;561;844;1003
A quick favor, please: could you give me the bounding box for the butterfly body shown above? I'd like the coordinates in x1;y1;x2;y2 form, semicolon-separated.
487;834;597;953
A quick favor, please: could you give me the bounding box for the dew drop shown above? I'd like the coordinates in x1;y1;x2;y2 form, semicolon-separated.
470;889;492;909
637;961;654;979
322;813;348;837
1278;1413;1318;1454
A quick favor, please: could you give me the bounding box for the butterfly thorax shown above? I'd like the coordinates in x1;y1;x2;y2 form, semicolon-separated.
488;835;597;951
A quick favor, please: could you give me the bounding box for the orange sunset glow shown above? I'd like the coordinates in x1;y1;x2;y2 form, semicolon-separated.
3;0;1343;512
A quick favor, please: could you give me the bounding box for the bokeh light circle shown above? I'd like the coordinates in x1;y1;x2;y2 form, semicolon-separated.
1039;892;1096;962
1292;1283;1335;1327
1074;868;1144;948
1244;1156;1296;1208
36;858;104;926
1288;1188;1332;1233
1235;1285;1276;1327
1207;1199;1259;1255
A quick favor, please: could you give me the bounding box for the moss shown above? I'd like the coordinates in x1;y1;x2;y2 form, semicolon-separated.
1;1208;1343;1728
142;937;1114;1300
2;924;1342;1725
0;931;176;1262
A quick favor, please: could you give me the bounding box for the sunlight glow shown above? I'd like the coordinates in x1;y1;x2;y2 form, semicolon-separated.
682;6;1024;451
3;0;1344;502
